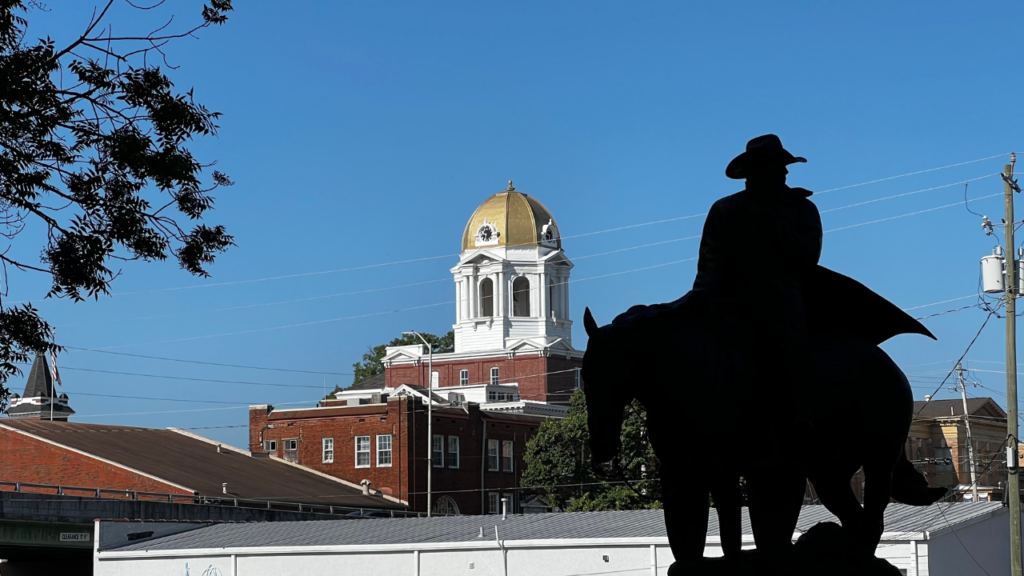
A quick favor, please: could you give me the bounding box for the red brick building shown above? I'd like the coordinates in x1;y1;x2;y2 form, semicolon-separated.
250;392;554;515
0;419;403;511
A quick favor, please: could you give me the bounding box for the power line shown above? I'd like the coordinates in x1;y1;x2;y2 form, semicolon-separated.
824;193;1004;233
815;153;1009;195
913;312;995;423
62;346;352;376
818;174;998;214
58;366;325;390
13;154;1001;303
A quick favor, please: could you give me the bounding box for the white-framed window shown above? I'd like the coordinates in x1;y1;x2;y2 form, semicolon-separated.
263;440;276;452
575;368;581;390
488;439;499;471
447;436;460;468
377;434;392;467
490;367;500;385
283;438;299;463
502;440;514;472
488;391;496;401
322;438;334;463
488;492;500;515
433;435;444;468
460;369;469;386
355;436;370;468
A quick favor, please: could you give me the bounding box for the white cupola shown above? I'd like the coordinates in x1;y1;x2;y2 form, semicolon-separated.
451;181;574;354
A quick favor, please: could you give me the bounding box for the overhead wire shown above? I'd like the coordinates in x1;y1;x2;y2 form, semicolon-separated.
11;153;1002;303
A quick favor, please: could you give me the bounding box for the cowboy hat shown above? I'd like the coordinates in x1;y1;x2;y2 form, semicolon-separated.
725;134;806;180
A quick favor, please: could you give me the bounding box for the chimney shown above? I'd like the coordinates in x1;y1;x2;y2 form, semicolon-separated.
360;479;371;496
222;483;227;494
217;444;222;453
501;497;508;520
924;395;931;402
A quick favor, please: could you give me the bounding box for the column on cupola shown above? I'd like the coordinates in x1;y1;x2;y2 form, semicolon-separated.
538;270;548;321
455;279;462;322
468;270;478;318
561;274;570;321
495;269;505;318
551;273;561;319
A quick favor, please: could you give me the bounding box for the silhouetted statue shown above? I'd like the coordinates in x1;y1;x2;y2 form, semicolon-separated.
581;135;946;575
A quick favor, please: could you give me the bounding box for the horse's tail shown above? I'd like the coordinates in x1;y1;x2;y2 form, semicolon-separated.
890;450;948;506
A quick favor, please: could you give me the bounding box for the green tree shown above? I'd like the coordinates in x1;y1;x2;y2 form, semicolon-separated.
521;390;662;511
323;330;456;398
0;1;234;404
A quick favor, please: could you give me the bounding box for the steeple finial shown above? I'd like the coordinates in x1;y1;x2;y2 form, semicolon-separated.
507;180;515;191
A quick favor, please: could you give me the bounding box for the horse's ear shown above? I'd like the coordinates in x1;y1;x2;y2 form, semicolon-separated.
583;307;598;337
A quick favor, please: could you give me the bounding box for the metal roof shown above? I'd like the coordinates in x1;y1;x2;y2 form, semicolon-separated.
0;420;404;510
111;503;1004;552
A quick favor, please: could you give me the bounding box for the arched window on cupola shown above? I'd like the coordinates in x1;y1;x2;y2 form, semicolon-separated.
512;276;530;317
479;278;494;317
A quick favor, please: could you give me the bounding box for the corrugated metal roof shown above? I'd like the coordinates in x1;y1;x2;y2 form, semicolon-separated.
111;503;1004;552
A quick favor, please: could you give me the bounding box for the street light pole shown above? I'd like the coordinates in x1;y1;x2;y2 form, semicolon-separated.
404;331;434;517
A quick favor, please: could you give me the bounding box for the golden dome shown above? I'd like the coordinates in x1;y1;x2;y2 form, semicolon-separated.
461;181;561;251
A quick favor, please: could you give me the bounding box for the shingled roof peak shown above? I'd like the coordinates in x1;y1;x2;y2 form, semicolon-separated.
22;353;54;399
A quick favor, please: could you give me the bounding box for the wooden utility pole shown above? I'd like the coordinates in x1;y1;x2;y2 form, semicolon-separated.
1003;155;1022;576
954;363;979;502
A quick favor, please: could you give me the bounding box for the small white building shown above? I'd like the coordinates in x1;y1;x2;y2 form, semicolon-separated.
94;504;1014;576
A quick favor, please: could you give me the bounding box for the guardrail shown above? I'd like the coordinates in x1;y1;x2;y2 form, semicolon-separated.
0;480;421;518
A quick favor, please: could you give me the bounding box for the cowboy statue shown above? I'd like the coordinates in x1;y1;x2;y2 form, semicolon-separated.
695;134;821;461
580;134;944;574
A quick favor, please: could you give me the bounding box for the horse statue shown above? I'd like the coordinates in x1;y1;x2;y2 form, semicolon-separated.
581;265;947;571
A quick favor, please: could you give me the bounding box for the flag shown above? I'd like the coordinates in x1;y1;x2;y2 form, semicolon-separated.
50;349;62;387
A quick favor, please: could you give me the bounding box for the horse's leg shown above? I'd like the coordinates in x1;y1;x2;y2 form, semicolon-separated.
709;476;742;560
662;467;710;568
861;463;894;551
809;469;864;537
746;469;804;561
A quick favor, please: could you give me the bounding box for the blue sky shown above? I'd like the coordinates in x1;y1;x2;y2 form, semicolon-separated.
9;1;1024;447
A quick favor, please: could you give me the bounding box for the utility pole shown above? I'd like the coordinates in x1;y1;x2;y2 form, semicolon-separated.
954;363;979;502
1002;155;1022;576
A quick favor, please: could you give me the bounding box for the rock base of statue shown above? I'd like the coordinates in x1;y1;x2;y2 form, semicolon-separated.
665;523;901;576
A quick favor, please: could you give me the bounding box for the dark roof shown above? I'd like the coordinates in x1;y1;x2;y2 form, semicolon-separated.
110;503;1004;552
0;420;404;510
269;404;387;421
21;354;54;399
5;401;75;418
346;373;386;391
914;397;1007;420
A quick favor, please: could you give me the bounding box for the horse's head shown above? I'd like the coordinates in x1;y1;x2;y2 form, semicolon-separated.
582;307;630;465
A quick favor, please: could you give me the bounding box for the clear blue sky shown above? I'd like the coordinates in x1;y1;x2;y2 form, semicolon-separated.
9;1;1024;448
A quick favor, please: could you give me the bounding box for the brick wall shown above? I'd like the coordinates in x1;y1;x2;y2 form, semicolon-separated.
0;428;191;496
252;398;543;515
385;354;581;403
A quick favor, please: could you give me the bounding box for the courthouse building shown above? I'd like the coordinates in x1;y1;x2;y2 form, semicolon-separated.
251;182;579;515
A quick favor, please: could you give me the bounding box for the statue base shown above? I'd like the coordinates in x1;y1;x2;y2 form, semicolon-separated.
667;523;901;576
